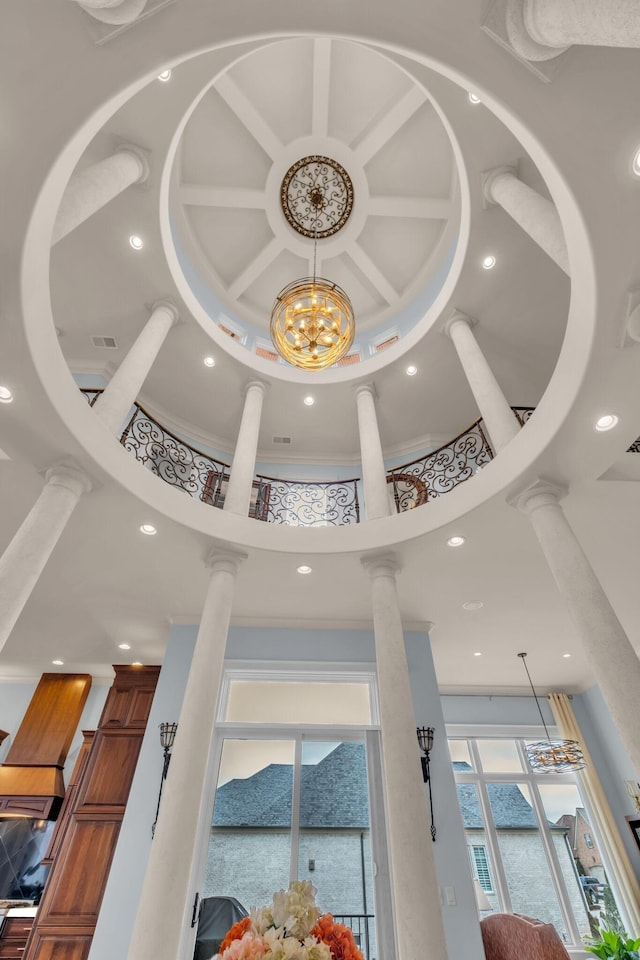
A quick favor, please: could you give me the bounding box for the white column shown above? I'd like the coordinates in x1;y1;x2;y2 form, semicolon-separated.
445;311;520;453
354;384;391;520
484;166;569;275
52;146;149;244
223;381;267;517
92;301;178;436
516;480;640;776
362;554;448;960
74;0;148;26
0;463;91;654
127;549;245;960
507;0;640;61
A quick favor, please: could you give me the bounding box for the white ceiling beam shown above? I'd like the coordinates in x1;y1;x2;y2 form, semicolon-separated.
348;244;398;306
368;196;452;219
227;237;284;300
215;73;282;160
311;38;332;138
353;86;427;165
180;185;268;208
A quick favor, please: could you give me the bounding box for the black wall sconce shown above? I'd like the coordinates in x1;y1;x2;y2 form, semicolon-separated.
152;721;178;837
416;726;436;841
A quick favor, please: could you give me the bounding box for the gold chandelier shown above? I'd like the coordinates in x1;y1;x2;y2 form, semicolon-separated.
270;277;354;370
271;156;355;370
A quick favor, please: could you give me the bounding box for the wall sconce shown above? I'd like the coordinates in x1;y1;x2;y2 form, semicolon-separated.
626;780;640;813
152;721;178;837
416;726;436;841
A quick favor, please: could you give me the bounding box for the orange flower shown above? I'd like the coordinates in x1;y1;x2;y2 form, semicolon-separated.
220;917;252;954
311;914;364;960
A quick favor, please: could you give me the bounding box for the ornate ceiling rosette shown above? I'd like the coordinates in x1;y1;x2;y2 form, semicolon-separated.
280;156;354;239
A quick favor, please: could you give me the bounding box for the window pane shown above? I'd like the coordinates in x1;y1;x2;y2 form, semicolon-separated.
486;782;570;942
538;785;622;938
205;739;294;909
455;781;501;914
476;739;523;773
299;742;375;960
225;680;372;724
448;739;473;769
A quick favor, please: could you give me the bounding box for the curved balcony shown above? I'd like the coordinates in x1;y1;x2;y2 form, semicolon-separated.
82;390;535;526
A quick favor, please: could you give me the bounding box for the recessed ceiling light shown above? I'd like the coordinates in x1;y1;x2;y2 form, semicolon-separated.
595;414;618;431
463;601;484;611
204;356;216;367
129;235;144;250
468;93;481;104
406;365;418;376
119;643;131;650
482;255;496;270
447;536;465;547
0;386;13;403
632;147;640;177
297;565;313;575
139;523;157;536
303;396;315;406
473;651;482;657
52;659;64;666
157;69;172;82
562;653;572;659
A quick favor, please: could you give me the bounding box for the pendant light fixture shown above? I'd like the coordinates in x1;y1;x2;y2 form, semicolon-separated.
518;652;586;773
270;156;355;370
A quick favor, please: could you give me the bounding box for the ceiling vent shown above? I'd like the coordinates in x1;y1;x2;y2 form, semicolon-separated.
272;436;292;445
91;335;118;349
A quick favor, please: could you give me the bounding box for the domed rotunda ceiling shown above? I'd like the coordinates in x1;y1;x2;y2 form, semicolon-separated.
169;39;460;349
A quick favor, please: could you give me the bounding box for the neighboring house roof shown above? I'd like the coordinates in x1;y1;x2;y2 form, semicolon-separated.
454;761;559;830
213;748;561;830
213;742;370;828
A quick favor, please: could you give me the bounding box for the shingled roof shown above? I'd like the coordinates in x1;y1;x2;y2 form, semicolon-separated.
212;747;561;830
213;742;370;828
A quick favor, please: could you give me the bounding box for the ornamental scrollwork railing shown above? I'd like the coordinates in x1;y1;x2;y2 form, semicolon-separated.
82;388;231;506
627;437;640;453
387;418;494;510
511;406;535;426
255;475;361;526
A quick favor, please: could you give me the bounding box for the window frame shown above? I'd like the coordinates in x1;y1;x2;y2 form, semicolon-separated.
448;727;587;947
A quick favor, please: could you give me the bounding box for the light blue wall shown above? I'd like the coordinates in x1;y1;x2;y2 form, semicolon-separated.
405;633;486;960
226;625;375;662
89;628;197;960
441;693;555;727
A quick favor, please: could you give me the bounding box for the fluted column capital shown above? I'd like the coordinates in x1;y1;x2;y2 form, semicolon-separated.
361;551;401;580
353;382;377;402
150;300;179;326
204;547;247;576
44;461;93;498
482;165;518;206
443;309;476;339
118;143;151;184
244;379;268;399
510;478;567;516
506;0;569;61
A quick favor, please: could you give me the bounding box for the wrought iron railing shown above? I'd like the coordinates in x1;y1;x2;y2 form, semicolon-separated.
82;388;535;522
511;406;535;426
332;914;375;960
387;417;494;510
628;437;640;453
81;389;358;525
256;475;361;526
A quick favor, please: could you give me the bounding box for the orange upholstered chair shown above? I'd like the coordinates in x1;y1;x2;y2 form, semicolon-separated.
480;913;572;960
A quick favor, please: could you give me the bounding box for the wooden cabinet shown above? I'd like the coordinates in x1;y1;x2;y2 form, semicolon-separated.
0;917;34;957
22;665;159;960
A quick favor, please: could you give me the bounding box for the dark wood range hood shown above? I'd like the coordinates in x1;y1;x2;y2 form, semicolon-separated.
0;673;92;819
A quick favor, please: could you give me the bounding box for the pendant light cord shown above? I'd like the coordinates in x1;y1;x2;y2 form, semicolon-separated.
518;652;552;741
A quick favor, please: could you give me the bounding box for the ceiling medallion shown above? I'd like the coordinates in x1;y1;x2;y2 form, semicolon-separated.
280;156;354;239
